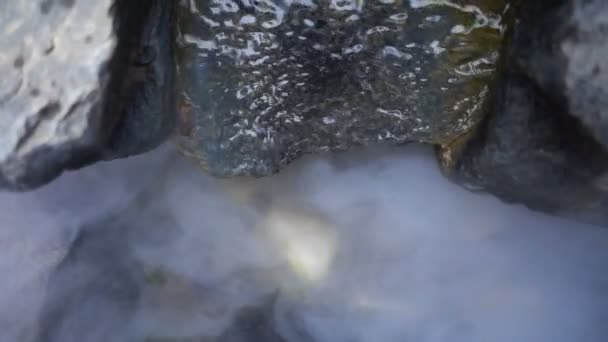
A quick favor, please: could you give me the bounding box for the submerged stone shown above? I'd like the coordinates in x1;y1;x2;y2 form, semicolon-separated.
175;0;509;176
35;218;142;342
216;294;286;342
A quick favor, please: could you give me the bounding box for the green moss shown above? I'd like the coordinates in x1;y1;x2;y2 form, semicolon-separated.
436;0;517;173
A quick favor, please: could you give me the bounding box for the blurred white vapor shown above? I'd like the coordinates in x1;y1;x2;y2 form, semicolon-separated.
261;208;337;284
0;144;606;342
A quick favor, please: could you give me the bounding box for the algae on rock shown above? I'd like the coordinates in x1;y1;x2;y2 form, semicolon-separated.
444;0;608;226
175;0;509;176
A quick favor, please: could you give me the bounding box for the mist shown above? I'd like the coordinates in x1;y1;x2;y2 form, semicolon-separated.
1;144;607;342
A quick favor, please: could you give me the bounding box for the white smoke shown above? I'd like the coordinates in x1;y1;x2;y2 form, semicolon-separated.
0;144;607;342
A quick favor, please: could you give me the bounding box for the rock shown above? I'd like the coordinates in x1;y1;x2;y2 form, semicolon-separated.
217;293;286;342
35;184;286;342
35;219;142;342
103;0;177;159
175;0;509;176
0;0;176;191
0;0;115;190
444;0;608;225
512;0;608;149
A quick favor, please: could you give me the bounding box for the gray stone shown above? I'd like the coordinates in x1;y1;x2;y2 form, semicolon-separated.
34;186;287;342
175;0;509;176
103;0;177;159
0;0;176;191
512;0;608;149
217;294;286;342
0;0;116;190
35;218;142;342
446;0;608;226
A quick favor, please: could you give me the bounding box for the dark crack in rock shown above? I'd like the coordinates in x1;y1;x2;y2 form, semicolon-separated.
446;0;608;226
103;0;177;159
175;0;509;176
0;0;176;191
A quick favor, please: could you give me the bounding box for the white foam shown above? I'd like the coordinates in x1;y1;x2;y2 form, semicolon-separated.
1;145;607;341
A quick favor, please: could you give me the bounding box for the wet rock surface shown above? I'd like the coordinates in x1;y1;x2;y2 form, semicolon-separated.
512;0;608;149
0;0;175;191
3;0;608;226
103;0;177;159
176;0;508;176
447;0;608;225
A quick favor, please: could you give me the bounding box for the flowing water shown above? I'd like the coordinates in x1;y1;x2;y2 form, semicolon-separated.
1;145;607;341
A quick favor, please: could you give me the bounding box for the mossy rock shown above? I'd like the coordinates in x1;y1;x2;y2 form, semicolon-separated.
175;0;509;176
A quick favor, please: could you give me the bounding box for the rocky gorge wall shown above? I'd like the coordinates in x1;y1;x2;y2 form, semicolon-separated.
0;1;607;222
1;2;608;341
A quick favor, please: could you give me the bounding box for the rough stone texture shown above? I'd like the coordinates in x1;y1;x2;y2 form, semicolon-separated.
512;0;608;149
176;0;509;177
447;0;608;226
0;0;116;190
0;0;176;191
